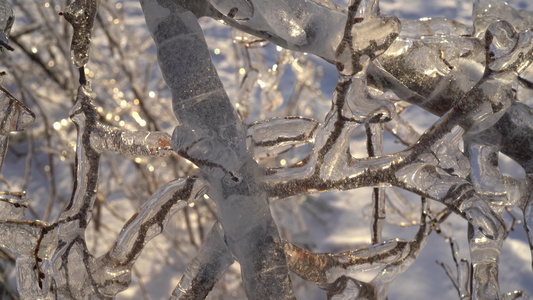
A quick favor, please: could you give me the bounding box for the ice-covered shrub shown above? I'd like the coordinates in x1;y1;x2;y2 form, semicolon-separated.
0;0;532;299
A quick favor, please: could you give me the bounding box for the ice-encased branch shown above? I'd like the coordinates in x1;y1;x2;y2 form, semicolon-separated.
240;3;532;296
170;221;235;300
43;83;102;299
204;0;348;62
141;0;295;298
0;83;102;299
367;198;431;299
91;177;207;297
170;223;411;299
106;177;205;265
91;123;173;157
255;66;509;239
0;83;35;172
0;82;210;298
254;16;533;240
201;1;532;298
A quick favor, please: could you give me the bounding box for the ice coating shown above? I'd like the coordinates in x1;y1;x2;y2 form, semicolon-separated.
167;0;530;296
108;177;205;263
142;0;295;298
473;0;532;38
94;177;206;297
1;0;533;298
62;0;98;67
284;238;410;287
366;123;386;244
171;235;412;298
170;222;234;299
92;124;173;157
438;238;471;299
209;0;254;20
209;0;348;62
245;0;531;296
247;117;318;158
0;0;13;51
142;0;247;178
0;86;36;171
0;82;211;299
0;87;35;134
0;191;28;219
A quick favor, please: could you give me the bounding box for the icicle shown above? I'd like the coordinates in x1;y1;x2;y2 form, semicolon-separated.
62;0;98;67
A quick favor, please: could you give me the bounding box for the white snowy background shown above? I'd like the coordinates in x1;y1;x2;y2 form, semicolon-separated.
2;0;533;299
